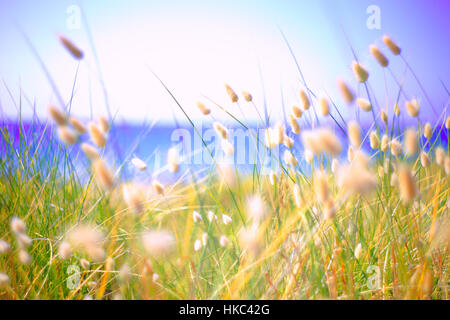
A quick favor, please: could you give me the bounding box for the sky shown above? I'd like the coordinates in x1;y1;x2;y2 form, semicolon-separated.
0;0;449;125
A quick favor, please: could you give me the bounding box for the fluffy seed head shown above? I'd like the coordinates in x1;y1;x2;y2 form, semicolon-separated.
398;166;417;203
435;147;445;166
70;117;87;134
58;241;72;260
152;180;164;195
445;156;450;176
370;44;389;67
319;97;329;116
301;128;342;156
80;259;90;270
0;273;10;288
352;61;369;83
48;105;66;125
59;35;84;59
225;84;238;103
88;122;107;148
219;235;229;247
292;105;302;118
299;89;310;110
11;217;26;234
420;152;430;167
337;164;377;196
405;100;420;117
81;143;99;160
356;98;372;112
66;225;105;262
381;134;389;152
304;149;314;164
242;91;252;102
119;264;131;283
347;121;361;147
207;211;217;222
16;233;32;249
167;147;179;172
0;240;11;254
394;104;400;116
196;101;211;115
18;249;32;265
331;158;339;173
122;184;146;214
246;194;267;222
193;210;202;223
57;126;78;145
194;239;202;251
98;116;109;133
289;115;300;134
337;80;354;103
381;110;388;124
213;122;228;139
283;135;294;148
354;243;362;259
239;224;261;256
404;128;418;156
142;230;175;256
383;35;401;55
93;159;114;190
446;117;450;129
423;123;432;140
323;200;336;220
222;214;232;225
131;157;147;171
370;131;379;149
347;145;355;162
390;138;402;156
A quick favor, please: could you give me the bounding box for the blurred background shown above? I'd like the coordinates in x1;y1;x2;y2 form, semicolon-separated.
0;0;449;125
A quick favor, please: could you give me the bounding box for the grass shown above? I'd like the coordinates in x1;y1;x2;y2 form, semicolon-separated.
0;34;449;300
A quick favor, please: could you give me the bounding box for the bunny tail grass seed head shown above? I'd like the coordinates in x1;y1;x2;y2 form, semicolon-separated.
331;158;339;173
207;210;217;222
283;135;294;148
194;239;202;251
423;123;432;140
435;147;445;166
219;235;229;247
293;184;303;209
57;126;78;145
381;109;388;125
398;166;417;203
383;35;401;55
347;121;361;147
131;157;147;171
93;159;114;190
239;224;261;257
405;100;420;117
337;80;354;103
405;128;418;156
193;210;202;223
369;44;389;67
381;134;389;152
196;101;211;115
289;115;300;134
152;180;164;195
98;116;109;133
66;225;106;262
225;84;238;103
356;98;372;112
69;117;87;134
213;122;228;139
167;147;179;172
81;143;99;160
142;230;175;256
370;131;380;149
80;259;90;270
319;97;329;116
445;156;450;175
122;184;145;214
48;105;66;125
0;273;9;288
314;171;330;204
242;91;253;102
337;164;377;196
18;249;32;265
394;103;400;116
420;152;430;168
302;128;342;156
246;194;267;222
88;122;107;148
446;116;450;129
299;89;310;110
292;105;302;118
11;217;26;234
0;240;10;254
58;241;72;260
222;214;232;225
390;138;402;157
59;35;84;59
352;61;369;83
